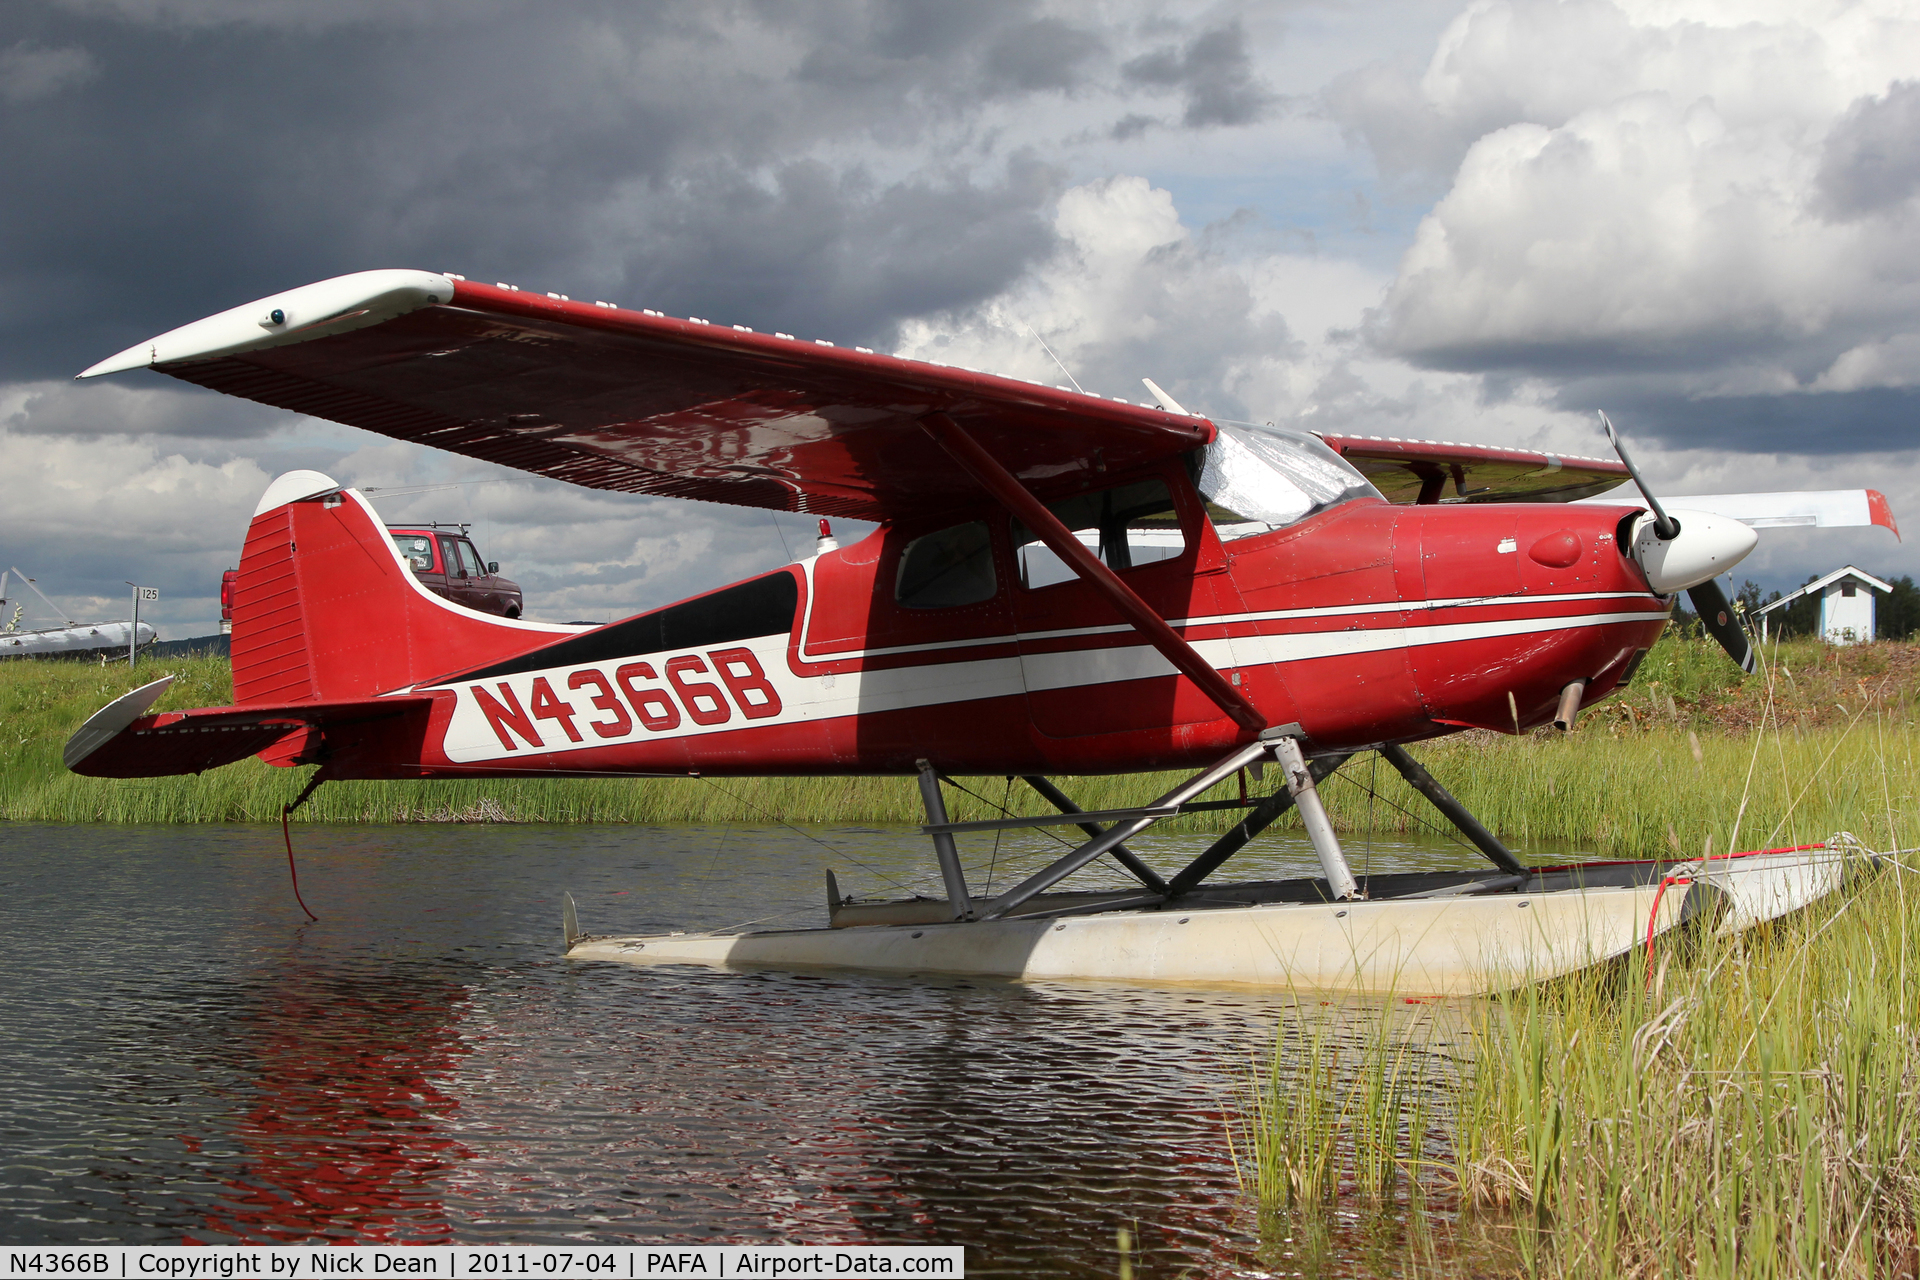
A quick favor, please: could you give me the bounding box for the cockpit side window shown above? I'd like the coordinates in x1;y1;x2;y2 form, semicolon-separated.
1191;422;1380;541
1011;477;1186;590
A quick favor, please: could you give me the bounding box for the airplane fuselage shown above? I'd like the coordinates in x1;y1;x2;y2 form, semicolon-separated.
293;466;1667;780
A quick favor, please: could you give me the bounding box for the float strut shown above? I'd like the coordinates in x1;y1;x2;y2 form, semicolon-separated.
1163;753;1352;897
916;760;974;920
1378;743;1529;876
977;739;1274;921
1021;775;1169;894
1273;735;1361;901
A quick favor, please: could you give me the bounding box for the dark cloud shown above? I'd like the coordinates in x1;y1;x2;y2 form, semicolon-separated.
1545;383;1920;458
616;155;1064;346
0;1;1107;381
1817;80;1920;219
982;18;1104;93
1121;20;1276;128
0;39;96;101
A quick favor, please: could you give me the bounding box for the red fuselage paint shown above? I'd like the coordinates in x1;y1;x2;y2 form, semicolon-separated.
211;459;1666;782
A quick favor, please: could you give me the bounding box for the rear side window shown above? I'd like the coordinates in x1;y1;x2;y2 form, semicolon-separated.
1012;478;1186;590
896;522;997;609
391;535;434;572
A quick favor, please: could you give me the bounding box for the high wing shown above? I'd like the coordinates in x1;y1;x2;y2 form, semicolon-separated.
1315;433;1629;504
80;270;1212;523
1579;487;1900;538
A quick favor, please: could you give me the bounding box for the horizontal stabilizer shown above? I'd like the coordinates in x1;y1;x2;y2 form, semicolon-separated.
63;676;176;771
65;690;432;778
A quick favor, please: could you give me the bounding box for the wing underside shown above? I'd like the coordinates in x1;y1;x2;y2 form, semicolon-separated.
1317;434;1629;504
92;272;1213;524
83;270;1656;515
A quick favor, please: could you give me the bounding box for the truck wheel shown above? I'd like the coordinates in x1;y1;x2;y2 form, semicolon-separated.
504;606;520;619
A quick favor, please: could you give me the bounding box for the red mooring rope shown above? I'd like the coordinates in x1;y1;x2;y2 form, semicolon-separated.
281;807;319;922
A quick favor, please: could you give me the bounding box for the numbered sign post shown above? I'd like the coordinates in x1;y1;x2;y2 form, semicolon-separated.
128;583;158;667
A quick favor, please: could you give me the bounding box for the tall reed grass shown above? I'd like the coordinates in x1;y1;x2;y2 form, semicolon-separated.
1232;866;1920;1279
7;643;1920;863
1231;1003;1449;1275
1445;859;1920;1277
1231;632;1920;1277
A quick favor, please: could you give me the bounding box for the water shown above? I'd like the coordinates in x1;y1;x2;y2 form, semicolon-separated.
0;820;1491;1274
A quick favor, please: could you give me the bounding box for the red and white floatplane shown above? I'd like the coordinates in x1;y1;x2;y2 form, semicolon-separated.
64;270;1898;993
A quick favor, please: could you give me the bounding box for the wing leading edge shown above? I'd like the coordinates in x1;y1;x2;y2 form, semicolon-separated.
82;272;1212;524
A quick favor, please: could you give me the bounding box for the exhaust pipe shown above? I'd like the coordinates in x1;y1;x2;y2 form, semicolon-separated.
1553;680;1587;732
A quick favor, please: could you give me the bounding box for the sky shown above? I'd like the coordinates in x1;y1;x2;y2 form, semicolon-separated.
3;0;1917;637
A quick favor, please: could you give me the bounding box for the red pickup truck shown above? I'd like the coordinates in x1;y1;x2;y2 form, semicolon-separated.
385;526;525;618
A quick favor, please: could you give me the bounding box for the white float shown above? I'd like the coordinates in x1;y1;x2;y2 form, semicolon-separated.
566;845;1850;997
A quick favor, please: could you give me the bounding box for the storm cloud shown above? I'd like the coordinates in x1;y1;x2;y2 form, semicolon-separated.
4;0;1918;637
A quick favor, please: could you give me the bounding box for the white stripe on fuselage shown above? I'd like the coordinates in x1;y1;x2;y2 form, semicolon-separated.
437;590;1665;763
792;555;1652;661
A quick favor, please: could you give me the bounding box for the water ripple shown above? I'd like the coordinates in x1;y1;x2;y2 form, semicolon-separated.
1;821;1489;1275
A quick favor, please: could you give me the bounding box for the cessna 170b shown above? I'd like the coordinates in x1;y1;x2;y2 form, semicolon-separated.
61;270;1901;991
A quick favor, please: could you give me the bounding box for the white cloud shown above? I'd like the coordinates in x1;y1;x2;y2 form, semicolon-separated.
891;173;1594;446
896;176;1303;415
1812;333;1920;392
1321;0;1920;432
0;421;268;633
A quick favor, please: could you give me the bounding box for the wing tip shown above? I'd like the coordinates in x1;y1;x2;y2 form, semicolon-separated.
77;343;156;379
75;269;454;382
1867;490;1901;541
63;674;177;772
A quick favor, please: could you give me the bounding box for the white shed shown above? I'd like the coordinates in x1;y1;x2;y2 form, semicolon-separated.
1751;566;1892;645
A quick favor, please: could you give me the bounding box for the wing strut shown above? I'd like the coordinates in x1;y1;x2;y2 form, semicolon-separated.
919;412;1266;735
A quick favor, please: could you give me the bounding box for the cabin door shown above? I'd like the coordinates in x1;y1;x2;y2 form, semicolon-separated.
1009;464;1245;739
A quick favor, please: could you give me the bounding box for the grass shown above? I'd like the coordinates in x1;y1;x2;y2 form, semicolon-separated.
1233;868;1920;1278
1228;633;1920;1278
1462;859;1920;1278
5;639;1920;864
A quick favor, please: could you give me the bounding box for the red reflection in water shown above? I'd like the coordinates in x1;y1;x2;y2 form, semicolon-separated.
188;970;472;1244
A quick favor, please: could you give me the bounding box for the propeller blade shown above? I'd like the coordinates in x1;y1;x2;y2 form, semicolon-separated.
1687;577;1756;673
1599;411;1679;539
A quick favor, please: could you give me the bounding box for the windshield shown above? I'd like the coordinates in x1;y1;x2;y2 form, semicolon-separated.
1193;422;1378;540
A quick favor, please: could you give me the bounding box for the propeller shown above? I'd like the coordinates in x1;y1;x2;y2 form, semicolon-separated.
1688;577;1755;674
1600;412;1757;674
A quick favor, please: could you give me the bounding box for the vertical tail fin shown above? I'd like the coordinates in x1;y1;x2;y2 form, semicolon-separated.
232;471;579;703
